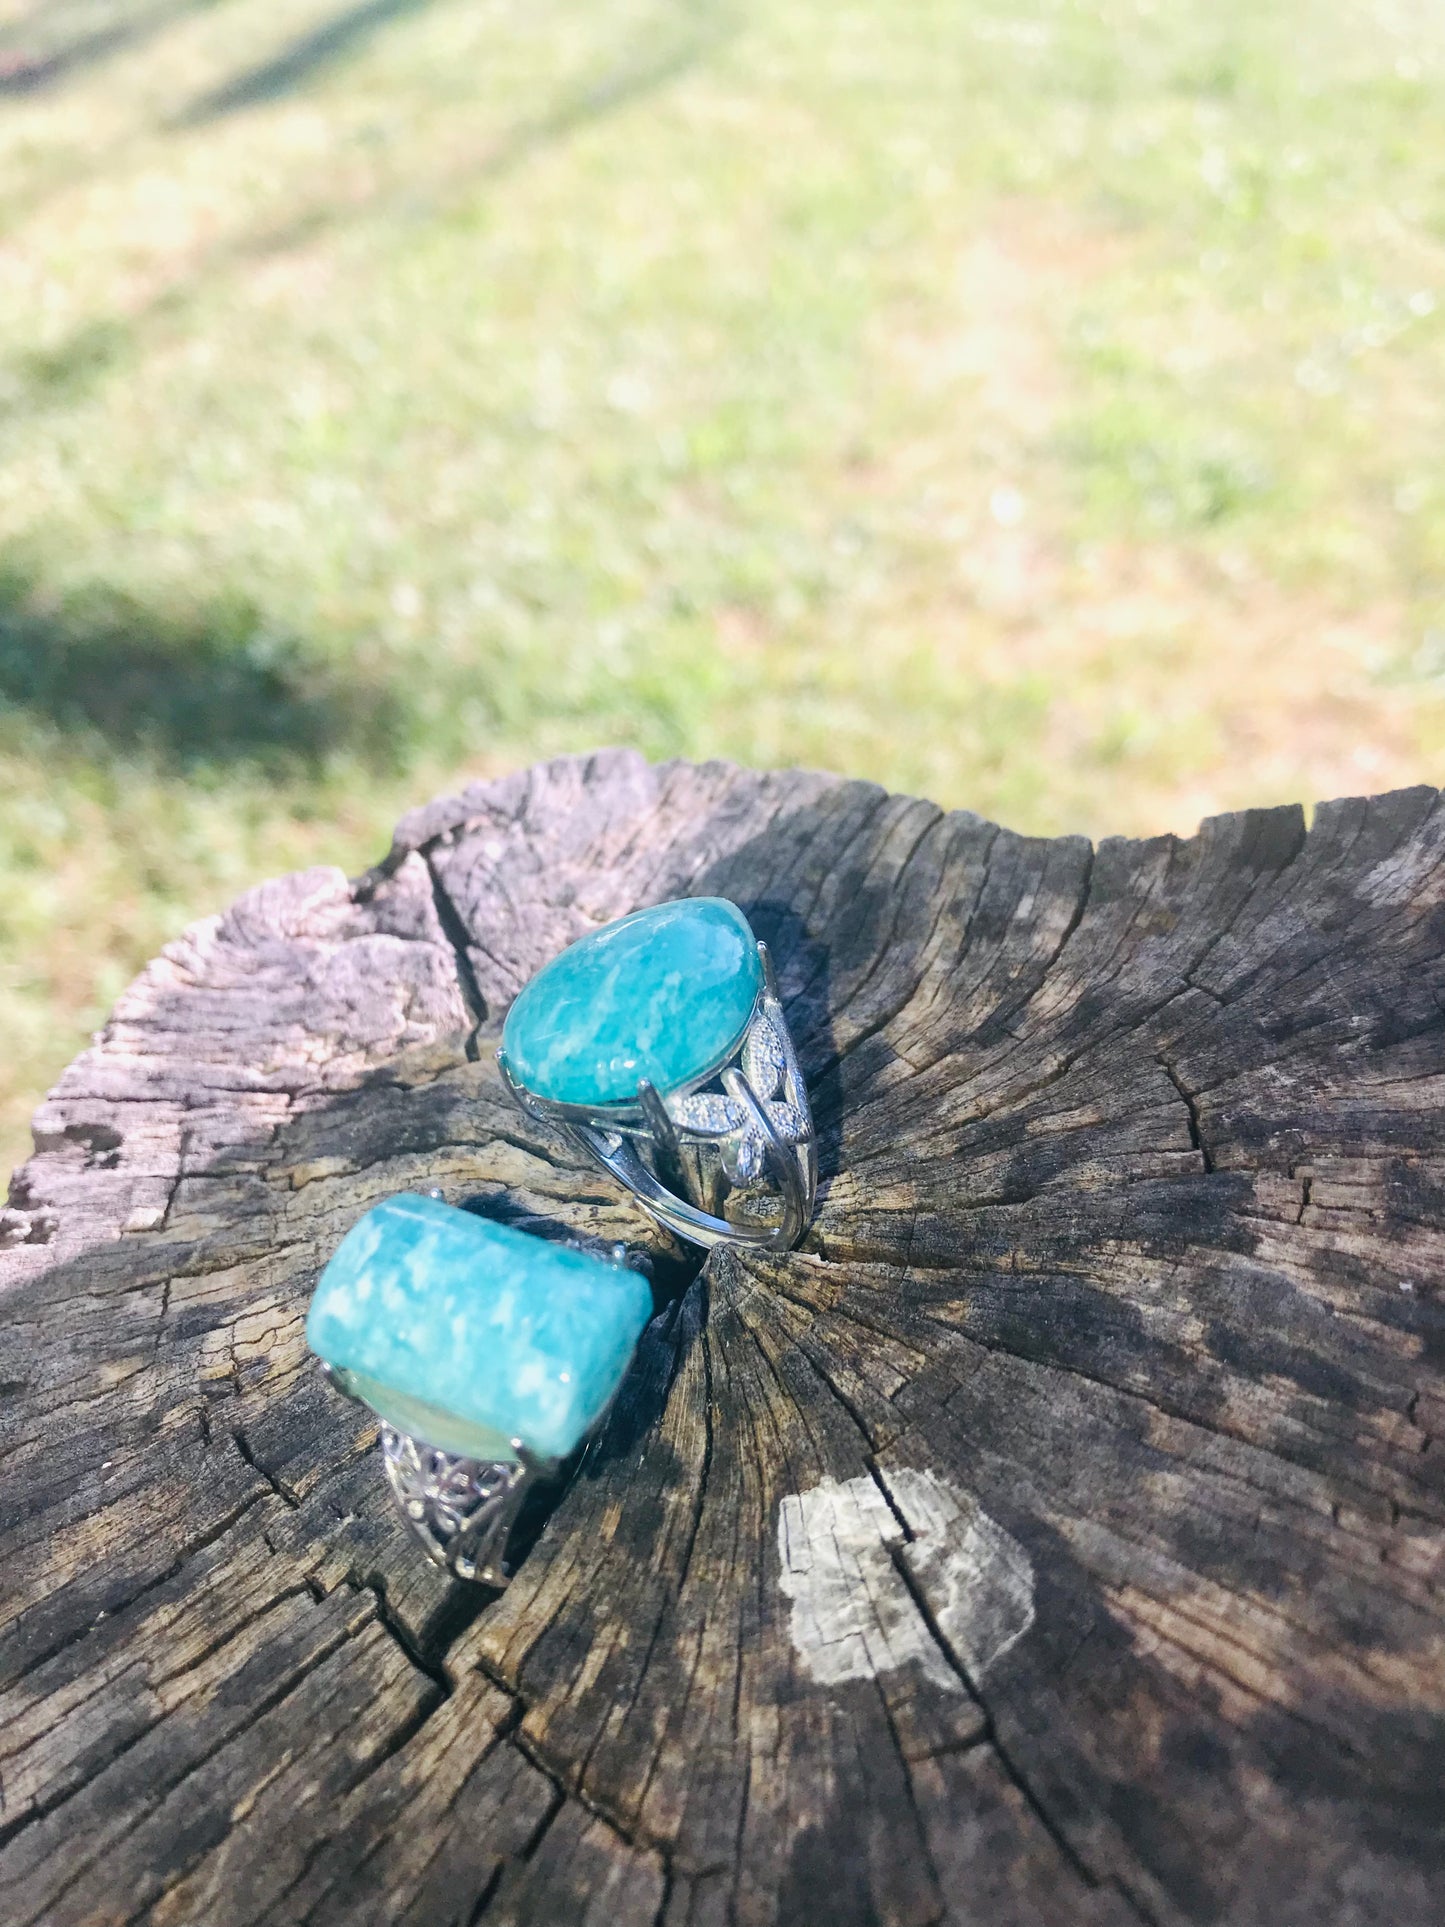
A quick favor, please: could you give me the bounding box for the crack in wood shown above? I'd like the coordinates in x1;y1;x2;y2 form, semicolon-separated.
232;1429;302;1510
422;850;489;1056
0;1487;277;1700
1156;1055;1215;1172
774;1318;1120;1915
879;1513;1152;1923
6;1608;375;1926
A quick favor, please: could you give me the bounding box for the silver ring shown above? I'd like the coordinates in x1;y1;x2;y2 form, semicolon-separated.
499;938;816;1251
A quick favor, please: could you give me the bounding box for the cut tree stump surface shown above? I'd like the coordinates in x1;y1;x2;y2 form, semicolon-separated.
2;751;1443;1927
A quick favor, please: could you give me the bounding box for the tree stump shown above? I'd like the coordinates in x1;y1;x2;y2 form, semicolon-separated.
2;751;1442;1927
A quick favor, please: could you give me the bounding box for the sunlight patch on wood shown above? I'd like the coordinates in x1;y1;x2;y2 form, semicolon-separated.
778;1467;1036;1692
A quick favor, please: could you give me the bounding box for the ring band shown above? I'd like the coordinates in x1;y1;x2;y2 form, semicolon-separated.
498;903;816;1251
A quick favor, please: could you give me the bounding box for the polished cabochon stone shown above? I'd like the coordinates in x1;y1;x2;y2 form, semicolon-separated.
502;896;763;1107
306;1193;653;1462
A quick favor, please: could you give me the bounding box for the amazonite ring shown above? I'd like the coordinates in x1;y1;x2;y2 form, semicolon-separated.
497;899;817;1252
307;1194;654;1585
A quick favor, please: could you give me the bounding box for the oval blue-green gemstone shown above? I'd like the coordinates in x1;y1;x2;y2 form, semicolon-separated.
502;897;762;1107
306;1193;652;1462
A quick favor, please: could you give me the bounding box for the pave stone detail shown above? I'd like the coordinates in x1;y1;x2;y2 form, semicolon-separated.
742;1016;787;1098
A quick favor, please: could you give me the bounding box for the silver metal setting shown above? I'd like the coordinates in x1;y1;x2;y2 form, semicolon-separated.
499;940;816;1251
320;1362;554;1587
381;1429;549;1586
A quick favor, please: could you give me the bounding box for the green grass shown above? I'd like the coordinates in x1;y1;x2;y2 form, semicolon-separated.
4;0;1445;1174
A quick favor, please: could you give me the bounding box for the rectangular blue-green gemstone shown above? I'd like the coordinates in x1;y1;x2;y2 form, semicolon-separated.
305;1193;652;1462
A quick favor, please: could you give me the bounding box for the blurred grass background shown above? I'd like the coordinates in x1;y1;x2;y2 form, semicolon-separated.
3;0;1445;1178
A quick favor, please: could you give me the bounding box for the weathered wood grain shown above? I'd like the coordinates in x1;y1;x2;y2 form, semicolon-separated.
2;750;1442;1926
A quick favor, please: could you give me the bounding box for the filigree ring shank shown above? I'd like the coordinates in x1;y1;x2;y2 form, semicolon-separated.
380;1428;548;1587
320;1362;551;1586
